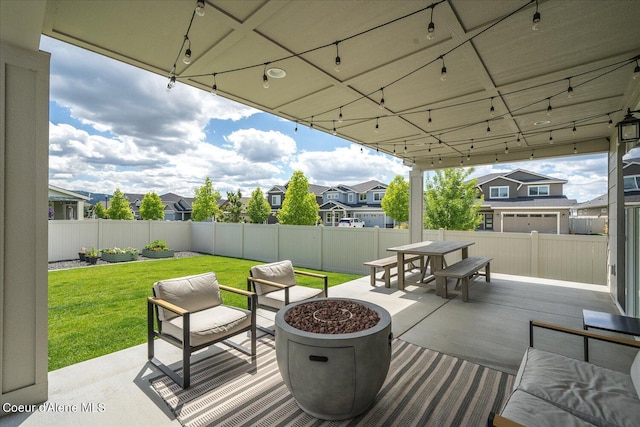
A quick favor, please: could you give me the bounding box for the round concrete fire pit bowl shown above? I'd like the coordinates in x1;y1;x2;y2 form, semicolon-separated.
275;298;392;420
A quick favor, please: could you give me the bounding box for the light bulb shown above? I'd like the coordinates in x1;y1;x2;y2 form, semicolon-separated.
572;123;577;135
486;121;491;135
608;116;613;128
532;11;540;31
489;105;495;117
333;127;337;136
505;144;509;154
567;85;574;98
549;132;553;144
573;145;578;154
438;157;442;164
338;111;343;123
530;151;534;160
195;0;205;16
166;75;176;91
440;66;447;81
427;21;435;40
374;123;379;133
294;124;298;134
262;73;269;89
379;97;385;109
183;48;192;65
335;56;341;72
427;111;433;128
547;104;553;116
210;83;217;95
634;63;640;80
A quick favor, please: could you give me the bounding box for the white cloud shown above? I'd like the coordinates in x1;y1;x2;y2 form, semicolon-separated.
226;128;296;162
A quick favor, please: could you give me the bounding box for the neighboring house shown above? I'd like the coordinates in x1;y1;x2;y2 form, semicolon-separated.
575;161;640;217
318;180;393;228
266;180;393;228
266;183;329;224
473;169;577;234
124;192;195;220
48;185;90;220
219;196;251;222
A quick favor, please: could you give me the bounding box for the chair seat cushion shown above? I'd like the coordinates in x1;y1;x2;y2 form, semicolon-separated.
163;305;251;347
259;286;324;310
515;348;640;427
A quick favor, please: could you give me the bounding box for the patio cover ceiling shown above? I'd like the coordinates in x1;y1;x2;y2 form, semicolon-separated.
38;0;640;169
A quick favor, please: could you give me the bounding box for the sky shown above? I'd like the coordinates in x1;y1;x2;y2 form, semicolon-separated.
42;36;608;203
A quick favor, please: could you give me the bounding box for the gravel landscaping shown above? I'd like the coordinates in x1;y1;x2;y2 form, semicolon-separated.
48;251;204;271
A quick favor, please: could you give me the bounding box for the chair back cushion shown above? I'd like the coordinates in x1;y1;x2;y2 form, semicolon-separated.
250;260;297;295
153;272;222;321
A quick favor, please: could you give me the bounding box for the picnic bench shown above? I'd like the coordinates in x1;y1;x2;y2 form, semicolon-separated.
364;254;424;288
433;256;491;301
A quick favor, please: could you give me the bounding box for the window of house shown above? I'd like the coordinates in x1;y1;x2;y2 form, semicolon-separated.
348;193;355;203
327;193;339;200
359;193;367;202
271;195;281;205
624;175;640;191
489;186;509;198
373;192;384;201
528;185;549;196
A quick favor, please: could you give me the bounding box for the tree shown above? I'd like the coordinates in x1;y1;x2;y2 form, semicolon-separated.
423;168;483;231
93;202;107;219
139;192;165;220
191;176;221;222
381;175;409;225
106;188;134;220
246;187;271;224
223;190;244;223
277;170;319;225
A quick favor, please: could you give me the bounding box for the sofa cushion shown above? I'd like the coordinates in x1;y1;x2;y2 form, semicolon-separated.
153;272;222;321
501;389;597;427
162;305;251;347
250;260;297;295
516;348;640;427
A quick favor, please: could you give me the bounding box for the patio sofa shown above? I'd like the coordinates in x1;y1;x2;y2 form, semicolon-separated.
492;321;640;427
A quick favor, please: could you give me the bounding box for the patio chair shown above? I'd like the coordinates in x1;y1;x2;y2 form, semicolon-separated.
147;272;256;388
247;260;328;334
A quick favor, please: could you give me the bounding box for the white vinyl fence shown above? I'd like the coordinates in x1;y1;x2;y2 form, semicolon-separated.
49;220;608;285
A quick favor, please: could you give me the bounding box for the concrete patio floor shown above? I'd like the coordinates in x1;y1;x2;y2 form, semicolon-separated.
3;271;635;427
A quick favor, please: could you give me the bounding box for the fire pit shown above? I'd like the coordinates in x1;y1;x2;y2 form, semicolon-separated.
275;298;392;420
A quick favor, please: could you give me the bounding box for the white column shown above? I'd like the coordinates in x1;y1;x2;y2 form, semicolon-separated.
1;42;50;410
409;168;424;243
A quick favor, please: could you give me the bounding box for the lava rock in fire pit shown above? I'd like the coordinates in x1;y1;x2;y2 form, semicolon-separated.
284;299;380;334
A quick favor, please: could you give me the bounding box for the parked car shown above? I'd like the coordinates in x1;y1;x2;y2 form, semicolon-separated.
338;218;365;228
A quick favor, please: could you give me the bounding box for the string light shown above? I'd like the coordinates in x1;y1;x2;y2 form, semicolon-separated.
573;143;578;154
489;97;495;117
567;78;574;98
532;0;541;31
495;154;499;163
332;120;337;136
294;121;298;134
530;149;535;160
166;67;176;91
376;145;379;153
460;157;464;166
379;88;385;109
486;120;491;135
361;147;363;154
374;117;379;133
393;144;396;154
210;73;217;95
338;106;343;123
572;121;577;135
183;36;192;64
427;110;433;128
438;156;442;164
431;158;434;167
504;142;509;154
195;0;205;17
427;7;435;40
404;141;407;154
440;56;447;81
546;98;553;116
633;59;640;80
517;133;521;145
467;150;471;161
310;116;314;130
262;64;269;89
549;130;553;144
334;42;341;72
428;143;432;153
608;114;613;128
470;139;474;150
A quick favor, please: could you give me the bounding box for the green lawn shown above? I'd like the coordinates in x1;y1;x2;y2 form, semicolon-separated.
48;255;361;371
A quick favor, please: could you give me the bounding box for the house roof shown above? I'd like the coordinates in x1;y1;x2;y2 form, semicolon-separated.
576;194;607;210
474;169;567;187
48;185;90;201
322;179;387;194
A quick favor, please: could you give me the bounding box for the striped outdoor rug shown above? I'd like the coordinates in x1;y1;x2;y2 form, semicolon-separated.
151;337;514;427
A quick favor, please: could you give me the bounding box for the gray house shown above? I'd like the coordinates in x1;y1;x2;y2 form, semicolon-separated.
474;169;577;234
318;180;392;228
266;183;329;224
575;161;640;217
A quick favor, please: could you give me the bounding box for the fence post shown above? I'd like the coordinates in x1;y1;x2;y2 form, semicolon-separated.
531;230;539;277
438;228;445;241
373;226;380;259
